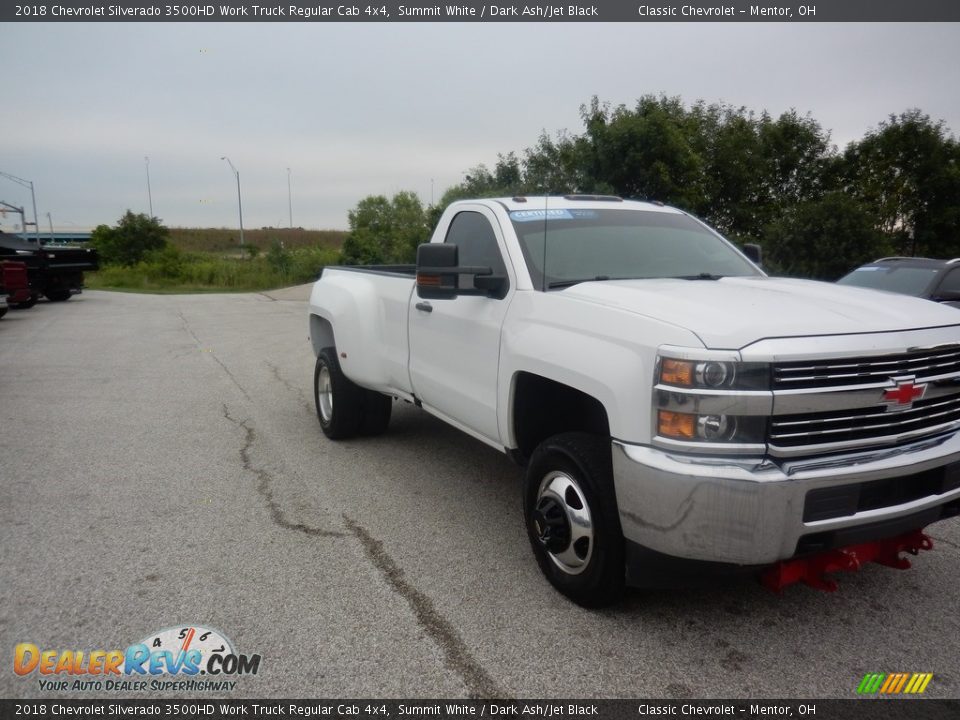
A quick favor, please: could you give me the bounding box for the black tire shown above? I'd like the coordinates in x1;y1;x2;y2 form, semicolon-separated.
361;390;392;436
0;306;7;320
12;294;38;309
523;432;625;607
45;289;72;302
314;347;364;439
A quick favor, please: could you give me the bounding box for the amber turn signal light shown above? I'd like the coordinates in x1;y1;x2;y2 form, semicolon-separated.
658;410;697;440
660;358;694;387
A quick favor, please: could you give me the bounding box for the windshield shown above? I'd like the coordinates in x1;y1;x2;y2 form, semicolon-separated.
837;265;939;296
508;208;760;290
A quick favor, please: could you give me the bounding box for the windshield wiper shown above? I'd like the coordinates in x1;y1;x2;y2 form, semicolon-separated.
548;275;612;289
672;273;725;281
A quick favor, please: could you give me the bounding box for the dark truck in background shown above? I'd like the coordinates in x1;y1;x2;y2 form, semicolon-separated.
0;231;99;306
0;260;30;319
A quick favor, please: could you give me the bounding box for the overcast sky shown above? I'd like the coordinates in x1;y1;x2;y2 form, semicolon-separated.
2;22;959;232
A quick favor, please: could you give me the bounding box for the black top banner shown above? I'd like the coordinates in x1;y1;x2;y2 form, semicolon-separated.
5;0;960;22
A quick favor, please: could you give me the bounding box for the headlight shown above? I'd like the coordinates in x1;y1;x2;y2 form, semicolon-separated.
655;349;771;453
658;357;769;391
657;410;766;444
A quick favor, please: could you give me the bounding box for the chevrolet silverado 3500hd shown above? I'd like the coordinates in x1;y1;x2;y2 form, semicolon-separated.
308;196;960;606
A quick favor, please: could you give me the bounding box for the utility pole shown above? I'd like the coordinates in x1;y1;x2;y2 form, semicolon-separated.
145;156;154;217
0;170;40;245
47;212;54;242
221;156;244;247
286;167;293;228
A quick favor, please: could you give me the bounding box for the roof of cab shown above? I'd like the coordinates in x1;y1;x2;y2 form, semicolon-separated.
469;195;685;214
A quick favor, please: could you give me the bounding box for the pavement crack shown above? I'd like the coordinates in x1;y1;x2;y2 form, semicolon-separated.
342;514;504;699
265;360;313;413
222;404;344;539
179;310;251;401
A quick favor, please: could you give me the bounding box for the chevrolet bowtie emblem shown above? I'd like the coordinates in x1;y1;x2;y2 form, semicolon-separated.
882;377;926;411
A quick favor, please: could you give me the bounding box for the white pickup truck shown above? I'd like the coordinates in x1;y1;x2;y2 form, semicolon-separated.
308;195;960;606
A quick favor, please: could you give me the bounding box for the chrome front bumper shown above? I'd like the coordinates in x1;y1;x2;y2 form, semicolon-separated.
612;432;960;566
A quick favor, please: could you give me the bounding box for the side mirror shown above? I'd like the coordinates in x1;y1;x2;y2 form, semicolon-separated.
743;243;763;267
416;243;459;299
934;291;960;303
415;243;501;299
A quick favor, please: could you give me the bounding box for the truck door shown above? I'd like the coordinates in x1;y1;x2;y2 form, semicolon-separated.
408;208;513;445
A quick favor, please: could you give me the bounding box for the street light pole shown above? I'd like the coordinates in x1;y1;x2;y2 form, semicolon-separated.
47;212;54;242
286;167;293;228
0;170;40;245
220;156;244;247
145;156;154;217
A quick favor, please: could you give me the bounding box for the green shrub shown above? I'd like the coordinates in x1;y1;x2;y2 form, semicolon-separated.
86;244;340;293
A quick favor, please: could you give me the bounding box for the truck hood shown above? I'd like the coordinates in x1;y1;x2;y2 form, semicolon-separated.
560;276;960;349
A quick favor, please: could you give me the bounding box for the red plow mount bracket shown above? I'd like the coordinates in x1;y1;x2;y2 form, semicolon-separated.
760;529;934;593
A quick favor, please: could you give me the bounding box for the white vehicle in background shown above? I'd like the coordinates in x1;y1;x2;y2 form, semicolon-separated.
309;195;960;606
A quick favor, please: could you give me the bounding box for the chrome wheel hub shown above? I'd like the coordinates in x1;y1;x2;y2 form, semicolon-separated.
534;471;593;575
317;365;333;422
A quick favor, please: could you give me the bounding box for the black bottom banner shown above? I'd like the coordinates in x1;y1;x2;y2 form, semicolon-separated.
2;699;960;720
0;698;960;720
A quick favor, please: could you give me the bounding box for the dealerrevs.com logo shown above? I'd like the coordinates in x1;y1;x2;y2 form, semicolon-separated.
14;625;261;692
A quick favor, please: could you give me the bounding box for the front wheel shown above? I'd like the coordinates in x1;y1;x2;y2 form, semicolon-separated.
524;432;625;607
314;348;364;439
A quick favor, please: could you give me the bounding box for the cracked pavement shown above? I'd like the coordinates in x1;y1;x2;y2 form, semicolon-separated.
1;290;959;699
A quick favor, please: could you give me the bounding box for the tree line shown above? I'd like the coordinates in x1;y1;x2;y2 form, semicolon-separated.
341;95;960;280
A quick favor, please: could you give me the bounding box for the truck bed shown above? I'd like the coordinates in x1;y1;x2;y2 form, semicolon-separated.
312;266;417;397
333;264;416;277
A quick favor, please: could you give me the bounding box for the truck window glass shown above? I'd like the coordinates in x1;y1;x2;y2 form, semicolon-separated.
508;208;758;289
444;211;508;277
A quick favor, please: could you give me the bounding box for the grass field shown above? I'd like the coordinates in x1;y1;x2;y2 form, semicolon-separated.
168;227;346;253
86;227;346;293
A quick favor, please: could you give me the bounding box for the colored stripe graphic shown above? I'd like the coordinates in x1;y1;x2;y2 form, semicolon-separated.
908;673;933;694
857;673;885;694
858;672;932;694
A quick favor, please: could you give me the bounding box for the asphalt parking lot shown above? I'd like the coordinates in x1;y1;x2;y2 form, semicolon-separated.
1;289;958;700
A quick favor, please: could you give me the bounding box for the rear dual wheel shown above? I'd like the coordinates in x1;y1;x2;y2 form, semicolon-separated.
314;347;392;440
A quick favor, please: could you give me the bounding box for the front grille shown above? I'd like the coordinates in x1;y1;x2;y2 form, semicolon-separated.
773;346;960;389
770;392;960;448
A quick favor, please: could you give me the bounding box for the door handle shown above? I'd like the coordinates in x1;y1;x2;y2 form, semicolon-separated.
415;302;433;313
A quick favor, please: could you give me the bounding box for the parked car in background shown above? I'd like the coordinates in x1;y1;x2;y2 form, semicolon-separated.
837;257;960;308
0;231;99;306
